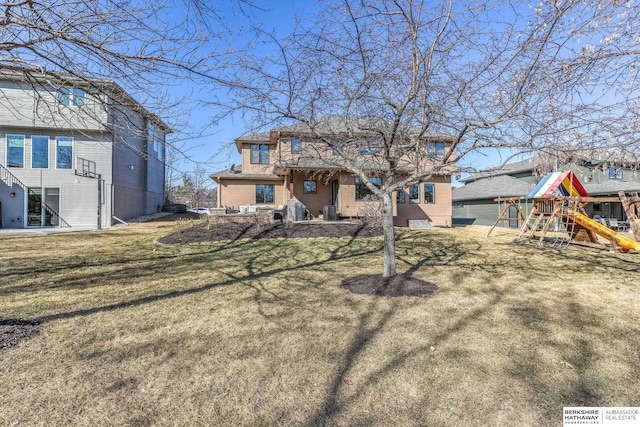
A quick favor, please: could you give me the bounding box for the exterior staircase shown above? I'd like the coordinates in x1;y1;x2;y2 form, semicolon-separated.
0;163;71;228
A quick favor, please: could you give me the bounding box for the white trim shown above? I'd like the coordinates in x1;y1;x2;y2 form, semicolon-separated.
6;134;26;169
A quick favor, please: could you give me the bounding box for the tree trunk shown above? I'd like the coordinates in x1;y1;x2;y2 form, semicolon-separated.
381;191;397;278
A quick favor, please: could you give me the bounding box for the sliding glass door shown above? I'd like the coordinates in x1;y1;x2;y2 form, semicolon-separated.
27;187;60;227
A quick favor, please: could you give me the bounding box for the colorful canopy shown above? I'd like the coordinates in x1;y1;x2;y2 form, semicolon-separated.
527;171;589;199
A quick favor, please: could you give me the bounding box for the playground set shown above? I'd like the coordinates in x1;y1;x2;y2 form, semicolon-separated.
486;171;640;252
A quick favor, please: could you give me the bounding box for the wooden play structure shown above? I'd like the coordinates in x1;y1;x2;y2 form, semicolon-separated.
487;171;640;252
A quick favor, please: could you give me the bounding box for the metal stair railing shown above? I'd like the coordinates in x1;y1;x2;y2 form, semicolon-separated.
0;163;71;228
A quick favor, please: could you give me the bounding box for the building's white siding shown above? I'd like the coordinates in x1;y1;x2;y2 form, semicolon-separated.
0;129;113;228
0;78;166;229
0;80;107;131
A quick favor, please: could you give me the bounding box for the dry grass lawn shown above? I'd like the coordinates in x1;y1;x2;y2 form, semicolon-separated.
1;217;639;426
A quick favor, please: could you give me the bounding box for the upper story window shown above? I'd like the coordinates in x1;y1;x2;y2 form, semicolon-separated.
291;138;302;154
57;88;85;106
55;136;73;169
331;140;341;155
32;136;49;169
359;138;378;155
250;144;269;164
6;135;25;168
148;122;164;161
355;177;382;200
397;189;405;204
609;167;622;180
427;141;445;159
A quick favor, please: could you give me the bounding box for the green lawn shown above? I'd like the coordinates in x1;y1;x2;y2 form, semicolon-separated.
1;218;639;426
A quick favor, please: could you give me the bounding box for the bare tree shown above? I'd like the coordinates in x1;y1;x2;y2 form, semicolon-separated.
0;0;251;163
175;166;216;209
225;0;640;278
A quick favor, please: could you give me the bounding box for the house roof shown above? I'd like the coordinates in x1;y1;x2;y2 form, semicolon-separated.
527;171;589;199
452;175;535;202
234;116;454;152
584;180;640;195
459;158;536;183
274;157;415;173
209;166;282;182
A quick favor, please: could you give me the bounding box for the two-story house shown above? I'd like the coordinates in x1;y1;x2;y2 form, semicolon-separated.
453;155;640;227
0;67;169;229
210;119;454;227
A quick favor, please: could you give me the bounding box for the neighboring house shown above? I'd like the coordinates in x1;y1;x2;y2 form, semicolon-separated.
0;68;169;229
210;119;454;227
453;156;640;227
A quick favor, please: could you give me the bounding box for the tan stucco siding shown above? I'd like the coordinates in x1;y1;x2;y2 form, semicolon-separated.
336;173;398;218
218;178;285;208
394;175;452;227
290;172;333;218
240;143;276;174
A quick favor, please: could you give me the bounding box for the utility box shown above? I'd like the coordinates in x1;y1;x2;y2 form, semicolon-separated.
323;205;337;221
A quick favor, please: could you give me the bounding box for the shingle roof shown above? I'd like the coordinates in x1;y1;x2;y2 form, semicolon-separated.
584;181;640;195
459;158;536;183
274;158;414;172
452;175;535;202
234;116;454;152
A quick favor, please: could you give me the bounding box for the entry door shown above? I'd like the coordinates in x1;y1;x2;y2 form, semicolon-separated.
331;180;339;207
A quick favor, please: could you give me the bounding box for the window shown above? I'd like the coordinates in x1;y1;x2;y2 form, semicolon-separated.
424;184;435;204
331;140;341;155
409;184;420;204
148;122;164;161
303;180;317;194
355;177;382;200
154;140;164;161
57;88;70;106
609;167;623;179
56;136;73;169
359;138;378;155
255;184;275;204
57;87;84;106
7;135;25;168
397;189;405;204
291;138;302;154
72;89;85;106
427;141;445;159
32;136;49;168
250;144;269;164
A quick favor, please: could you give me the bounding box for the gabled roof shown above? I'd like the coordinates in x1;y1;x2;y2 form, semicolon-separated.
527;171;588;199
452;175;535;202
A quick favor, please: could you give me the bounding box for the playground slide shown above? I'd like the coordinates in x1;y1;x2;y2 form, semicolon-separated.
567;210;640;252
